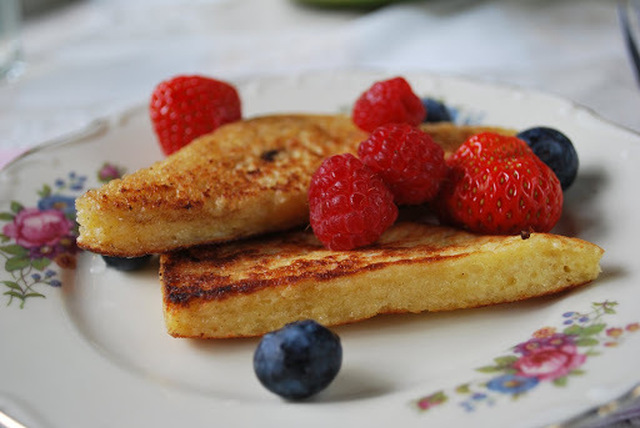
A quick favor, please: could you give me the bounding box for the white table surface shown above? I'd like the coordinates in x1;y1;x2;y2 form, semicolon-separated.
1;0;638;170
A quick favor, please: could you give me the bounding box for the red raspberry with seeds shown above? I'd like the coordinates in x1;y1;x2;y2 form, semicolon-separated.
149;75;242;155
358;123;447;205
437;132;563;235
352;77;426;132
308;153;398;250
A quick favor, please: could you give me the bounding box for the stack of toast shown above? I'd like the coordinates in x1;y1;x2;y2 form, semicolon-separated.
75;114;603;339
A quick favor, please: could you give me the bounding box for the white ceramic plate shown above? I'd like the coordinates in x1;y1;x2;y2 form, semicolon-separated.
1;71;640;428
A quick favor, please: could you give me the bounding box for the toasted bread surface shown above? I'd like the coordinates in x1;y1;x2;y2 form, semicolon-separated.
160;222;603;339
76;114;514;257
76;115;365;256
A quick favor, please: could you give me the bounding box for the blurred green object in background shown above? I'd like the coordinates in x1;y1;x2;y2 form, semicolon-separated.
21;0;79;17
293;0;408;9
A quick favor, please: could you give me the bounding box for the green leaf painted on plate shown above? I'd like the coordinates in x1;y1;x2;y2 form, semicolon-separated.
0;244;28;256
1;281;22;290
37;184;51;198
31;257;51;271
23;292;45;299
3;290;25;300
563;325;583;335
476;366;502;373
575;337;599;347
494;355;518;367
10;201;23;214
553;376;568;387
563;324;606;337
582;324;606;336
5;256;30;271
455;384;471;394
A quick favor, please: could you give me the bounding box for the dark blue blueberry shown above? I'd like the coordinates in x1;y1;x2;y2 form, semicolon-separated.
516;127;579;190
253;319;342;400
421;97;452;123
102;254;151;271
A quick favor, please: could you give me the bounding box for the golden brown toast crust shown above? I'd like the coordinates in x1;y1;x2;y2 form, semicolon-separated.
76;114;513;257
76;115;365;256
160;222;603;339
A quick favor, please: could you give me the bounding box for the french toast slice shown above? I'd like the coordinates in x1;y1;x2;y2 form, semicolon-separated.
75;114;514;257
160;222;603;339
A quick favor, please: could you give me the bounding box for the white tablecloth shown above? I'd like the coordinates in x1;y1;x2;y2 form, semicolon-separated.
1;0;638;169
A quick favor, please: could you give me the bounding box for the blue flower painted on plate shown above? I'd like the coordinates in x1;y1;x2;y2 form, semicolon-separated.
486;374;539;395
37;194;77;217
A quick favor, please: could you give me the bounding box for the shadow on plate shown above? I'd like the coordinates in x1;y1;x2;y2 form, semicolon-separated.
555;166;608;239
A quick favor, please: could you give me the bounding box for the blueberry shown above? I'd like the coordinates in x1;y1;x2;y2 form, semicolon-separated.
421;97;452;123
517;127;579;190
253;319;342;400
101;255;151;271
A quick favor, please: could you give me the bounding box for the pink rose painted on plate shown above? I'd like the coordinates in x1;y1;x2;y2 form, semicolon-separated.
3;208;74;248
513;343;587;381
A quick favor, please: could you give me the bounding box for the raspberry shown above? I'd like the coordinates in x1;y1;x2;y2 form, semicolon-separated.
352;77;426;132
149;75;242;155
357;123;447;205
309;154;398;250
437;133;563;235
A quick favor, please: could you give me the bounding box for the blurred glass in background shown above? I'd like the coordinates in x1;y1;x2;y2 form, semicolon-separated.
0;0;23;81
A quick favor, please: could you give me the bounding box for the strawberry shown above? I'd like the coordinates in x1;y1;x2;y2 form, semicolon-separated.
149;75;242;155
453;130;532;162
437;132;563;235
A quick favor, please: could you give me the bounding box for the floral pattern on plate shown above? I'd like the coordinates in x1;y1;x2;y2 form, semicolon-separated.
0;163;124;308
415;301;639;413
